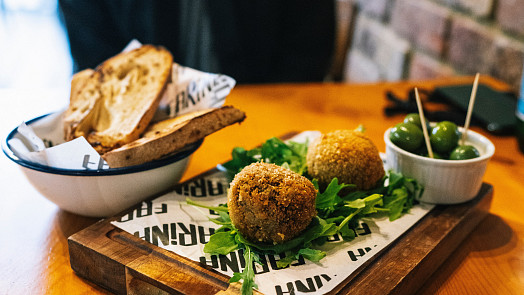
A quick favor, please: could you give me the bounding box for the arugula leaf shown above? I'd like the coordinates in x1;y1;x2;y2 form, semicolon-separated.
386;170;404;193
189;138;424;294
186;198;229;213
298;248;326;262
330;193;383;241
382;171;423;221
344;198;366;209
221;137;309;177
275;254;297;269
315;178;354;217
276;248;326;268
383;187;407;221
338;222;357;241
204;232;239;255
236;218;324;254
220;147;260;178
260;138;308;174
317;217;338;237
359;193;384;215
229;245;259;295
209;210;233;226
354;124;366;133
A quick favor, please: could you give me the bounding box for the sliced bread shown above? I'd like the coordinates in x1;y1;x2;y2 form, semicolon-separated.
64;45;173;153
102;105;246;168
63;68;97;141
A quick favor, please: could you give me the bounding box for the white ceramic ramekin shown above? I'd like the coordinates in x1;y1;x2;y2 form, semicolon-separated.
384;127;495;204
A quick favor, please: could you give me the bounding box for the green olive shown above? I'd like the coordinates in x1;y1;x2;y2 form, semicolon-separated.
389;122;423;152
430;121;460;153
450;145;480;160
404;113;421;128
404;113;432;133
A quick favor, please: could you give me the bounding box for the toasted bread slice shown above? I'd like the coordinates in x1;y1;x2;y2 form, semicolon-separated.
64;45;173;153
63;68;97;141
102;106;246;168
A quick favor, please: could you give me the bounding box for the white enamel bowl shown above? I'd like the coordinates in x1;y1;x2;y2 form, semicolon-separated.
384;127;495;204
3;114;201;217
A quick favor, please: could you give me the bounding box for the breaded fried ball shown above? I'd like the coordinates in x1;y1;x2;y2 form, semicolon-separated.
307;129;385;190
227;162;317;244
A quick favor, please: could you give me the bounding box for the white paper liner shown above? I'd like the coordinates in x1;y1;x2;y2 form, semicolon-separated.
8;40;236;170
111;132;434;295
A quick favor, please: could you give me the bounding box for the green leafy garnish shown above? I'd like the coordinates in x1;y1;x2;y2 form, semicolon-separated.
188;137;423;295
204;232;239;255
314;178;354;214
229;245;259;294
186;198;229;213
221;137;309;177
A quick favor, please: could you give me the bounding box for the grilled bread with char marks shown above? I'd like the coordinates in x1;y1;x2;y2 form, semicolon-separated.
63;45;173;153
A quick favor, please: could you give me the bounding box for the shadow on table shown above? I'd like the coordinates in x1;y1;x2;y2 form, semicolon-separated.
416;213;515;293
469;213;516;253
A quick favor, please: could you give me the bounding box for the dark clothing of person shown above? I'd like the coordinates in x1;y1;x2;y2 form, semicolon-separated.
58;0;335;84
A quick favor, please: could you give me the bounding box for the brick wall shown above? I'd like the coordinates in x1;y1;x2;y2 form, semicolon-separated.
337;0;524;91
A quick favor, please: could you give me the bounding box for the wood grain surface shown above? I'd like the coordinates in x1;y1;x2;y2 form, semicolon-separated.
67;172;493;295
1;76;523;294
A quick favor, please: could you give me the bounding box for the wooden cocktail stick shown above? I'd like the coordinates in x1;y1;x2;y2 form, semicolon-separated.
461;73;480;145
415;87;434;158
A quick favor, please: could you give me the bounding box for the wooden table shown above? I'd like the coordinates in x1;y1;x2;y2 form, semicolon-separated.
1;76;523;294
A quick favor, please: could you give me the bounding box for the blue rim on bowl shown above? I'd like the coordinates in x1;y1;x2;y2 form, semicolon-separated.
2;113;203;176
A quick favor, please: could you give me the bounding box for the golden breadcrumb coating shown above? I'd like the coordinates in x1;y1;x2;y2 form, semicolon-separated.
306;129;385;190
227;162;317;244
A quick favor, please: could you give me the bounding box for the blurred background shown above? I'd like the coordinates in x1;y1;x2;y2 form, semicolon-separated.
0;0;72;89
1;0;524;91
334;0;524;91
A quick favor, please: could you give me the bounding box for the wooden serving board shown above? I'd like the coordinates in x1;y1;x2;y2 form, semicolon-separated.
68;162;493;295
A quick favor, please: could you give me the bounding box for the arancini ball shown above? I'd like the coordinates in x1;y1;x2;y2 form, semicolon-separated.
227;162;317;244
306;129;385;190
